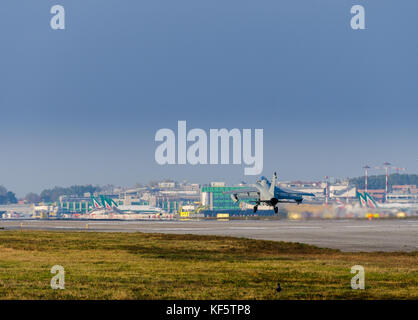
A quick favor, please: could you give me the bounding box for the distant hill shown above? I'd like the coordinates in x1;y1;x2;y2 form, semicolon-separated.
349;174;418;191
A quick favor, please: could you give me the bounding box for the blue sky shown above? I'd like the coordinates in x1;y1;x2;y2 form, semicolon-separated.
1;1;418;196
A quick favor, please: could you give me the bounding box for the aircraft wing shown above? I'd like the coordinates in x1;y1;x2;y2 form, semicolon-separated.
223;188;259;200
223;187;259;195
296;191;315;197
279;187;315;197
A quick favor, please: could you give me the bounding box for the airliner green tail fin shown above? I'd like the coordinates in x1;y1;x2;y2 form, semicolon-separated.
100;195;118;209
91;196;103;209
357;192;367;207
364;192;378;209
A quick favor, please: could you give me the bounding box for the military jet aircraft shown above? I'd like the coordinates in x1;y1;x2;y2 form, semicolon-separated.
223;172;315;213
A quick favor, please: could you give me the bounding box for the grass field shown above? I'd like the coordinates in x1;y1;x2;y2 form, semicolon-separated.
0;230;416;299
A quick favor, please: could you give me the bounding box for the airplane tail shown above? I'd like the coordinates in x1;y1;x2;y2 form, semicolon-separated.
335;198;345;208
100;195;118;209
357;192;367;208
364;192;378;209
91;196;103;209
357;192;378;209
269;172;277;194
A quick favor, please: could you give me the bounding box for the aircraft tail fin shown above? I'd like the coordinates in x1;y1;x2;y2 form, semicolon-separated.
110;198;118;207
357;192;367;208
269;172;277;194
364;192;378;209
91;196;103;209
335;198;345;208
99;195;116;209
357;192;379;209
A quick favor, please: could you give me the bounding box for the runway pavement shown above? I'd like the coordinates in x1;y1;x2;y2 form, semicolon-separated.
1;218;417;252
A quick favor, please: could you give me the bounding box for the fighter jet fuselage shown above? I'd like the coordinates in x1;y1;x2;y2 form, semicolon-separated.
224;172;315;214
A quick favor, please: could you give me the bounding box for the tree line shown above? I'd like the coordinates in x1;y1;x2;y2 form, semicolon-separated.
0;186;18;205
25;185;102;203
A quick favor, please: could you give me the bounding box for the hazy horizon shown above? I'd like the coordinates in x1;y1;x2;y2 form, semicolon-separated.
1;1;418;197
4;171;418;199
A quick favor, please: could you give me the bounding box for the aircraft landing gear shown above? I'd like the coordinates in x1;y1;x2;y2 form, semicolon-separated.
253;205;258;213
274;206;278;214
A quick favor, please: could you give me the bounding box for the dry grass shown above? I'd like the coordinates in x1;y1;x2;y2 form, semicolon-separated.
0;231;416;299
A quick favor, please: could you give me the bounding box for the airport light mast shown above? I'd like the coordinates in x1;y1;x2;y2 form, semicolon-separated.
372;162;406;203
324;176;329;205
383;162;391;202
363;165;370;192
346;178;350;204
